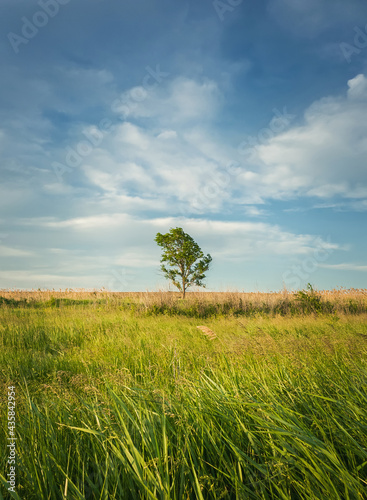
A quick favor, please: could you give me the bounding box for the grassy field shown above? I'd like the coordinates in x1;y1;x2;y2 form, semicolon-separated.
1;289;367;499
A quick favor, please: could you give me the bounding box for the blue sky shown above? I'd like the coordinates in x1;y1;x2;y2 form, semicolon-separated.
1;0;367;292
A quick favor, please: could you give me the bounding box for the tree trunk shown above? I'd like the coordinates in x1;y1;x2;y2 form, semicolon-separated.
182;286;186;299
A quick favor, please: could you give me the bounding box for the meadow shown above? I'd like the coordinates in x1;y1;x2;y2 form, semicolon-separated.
1;288;367;499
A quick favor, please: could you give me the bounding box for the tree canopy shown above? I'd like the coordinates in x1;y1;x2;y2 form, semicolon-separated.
155;227;212;298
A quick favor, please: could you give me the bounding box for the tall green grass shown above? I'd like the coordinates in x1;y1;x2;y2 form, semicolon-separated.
1;305;367;499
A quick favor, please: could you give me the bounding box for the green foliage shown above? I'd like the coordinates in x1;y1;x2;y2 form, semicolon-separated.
295;283;328;314
155;227;212;297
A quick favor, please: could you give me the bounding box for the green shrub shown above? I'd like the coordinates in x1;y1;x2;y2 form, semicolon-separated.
295;283;325;314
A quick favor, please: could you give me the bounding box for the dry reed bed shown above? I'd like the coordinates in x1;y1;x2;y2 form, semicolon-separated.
1;287;366;306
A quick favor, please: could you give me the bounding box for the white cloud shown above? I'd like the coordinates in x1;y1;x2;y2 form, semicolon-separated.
237;74;367;203
113;76;221;125
176;218;339;260
40;213;132;230
73;73;367;215
79;119;228;211
118;122;150;150
0;245;34;257
167;78;220;121
347;74;367;100
23;213;338;259
0;270;104;290
157;130;177;140
241;206;268;217
2;213;342;290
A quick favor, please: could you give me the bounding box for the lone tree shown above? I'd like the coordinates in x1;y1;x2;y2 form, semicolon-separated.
155;227;212;298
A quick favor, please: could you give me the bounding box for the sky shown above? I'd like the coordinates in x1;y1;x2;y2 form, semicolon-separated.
0;0;367;292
